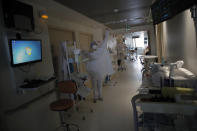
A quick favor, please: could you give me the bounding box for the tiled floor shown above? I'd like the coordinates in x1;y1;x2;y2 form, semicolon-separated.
65;60;142;131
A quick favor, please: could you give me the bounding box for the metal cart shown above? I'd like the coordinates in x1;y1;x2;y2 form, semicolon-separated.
131;94;197;131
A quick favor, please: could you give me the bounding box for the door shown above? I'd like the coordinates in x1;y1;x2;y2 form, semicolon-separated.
48;27;75;79
79;33;93;88
79;33;93;73
79;33;93;51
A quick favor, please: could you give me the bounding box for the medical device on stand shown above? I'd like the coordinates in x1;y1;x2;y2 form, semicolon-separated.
60;41;78;80
59;41;71;81
72;42;91;96
73;44;93;120
72;41;81;72
60;41;93;120
61;41;82;79
73;48;80;72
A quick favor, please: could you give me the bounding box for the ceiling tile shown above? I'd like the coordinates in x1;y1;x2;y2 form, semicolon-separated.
54;0;153;29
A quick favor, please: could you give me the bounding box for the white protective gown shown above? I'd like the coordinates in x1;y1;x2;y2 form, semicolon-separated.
86;30;114;99
86;30;114;79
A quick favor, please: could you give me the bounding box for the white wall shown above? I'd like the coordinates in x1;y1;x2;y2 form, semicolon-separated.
0;1;58;131
48;17;104;45
161;9;197;74
24;0;106;43
0;0;107;130
112;24;157;55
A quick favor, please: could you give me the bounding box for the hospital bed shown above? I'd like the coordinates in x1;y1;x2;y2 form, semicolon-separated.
139;59;196;88
151;65;197;88
135;61;197;130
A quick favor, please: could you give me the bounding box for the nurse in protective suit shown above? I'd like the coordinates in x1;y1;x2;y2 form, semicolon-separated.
85;30;114;103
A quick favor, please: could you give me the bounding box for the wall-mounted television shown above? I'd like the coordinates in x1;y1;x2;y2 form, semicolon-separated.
2;0;35;31
9;40;42;66
151;0;197;25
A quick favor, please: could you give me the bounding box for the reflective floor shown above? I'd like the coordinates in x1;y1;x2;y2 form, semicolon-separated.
64;60;142;131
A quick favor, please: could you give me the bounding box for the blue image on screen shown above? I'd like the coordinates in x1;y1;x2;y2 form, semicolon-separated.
12;40;42;65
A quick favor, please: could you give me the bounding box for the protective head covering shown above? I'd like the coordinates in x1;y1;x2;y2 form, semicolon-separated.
86;30;114;79
90;41;98;50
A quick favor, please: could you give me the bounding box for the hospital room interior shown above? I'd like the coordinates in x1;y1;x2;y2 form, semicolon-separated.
1;0;197;131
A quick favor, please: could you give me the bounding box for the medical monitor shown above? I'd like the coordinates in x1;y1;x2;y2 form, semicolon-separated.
9;39;42;66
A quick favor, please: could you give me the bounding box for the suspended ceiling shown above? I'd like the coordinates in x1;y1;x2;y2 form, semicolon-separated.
54;0;154;29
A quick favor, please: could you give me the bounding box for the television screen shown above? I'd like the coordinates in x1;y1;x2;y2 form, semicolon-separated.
2;0;35;31
151;0;197;25
10;40;42;66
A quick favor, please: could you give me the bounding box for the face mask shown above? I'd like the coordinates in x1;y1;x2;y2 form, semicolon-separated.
92;45;97;50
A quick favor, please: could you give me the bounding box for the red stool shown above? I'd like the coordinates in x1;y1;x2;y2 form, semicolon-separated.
50;80;79;131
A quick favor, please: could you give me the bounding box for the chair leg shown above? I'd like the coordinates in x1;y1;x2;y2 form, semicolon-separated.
58;112;67;131
58;111;80;131
59;111;65;124
66;124;70;131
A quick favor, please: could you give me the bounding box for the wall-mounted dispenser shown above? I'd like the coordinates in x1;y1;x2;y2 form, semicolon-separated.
39;10;48;20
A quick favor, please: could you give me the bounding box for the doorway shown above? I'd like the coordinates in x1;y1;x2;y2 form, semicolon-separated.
125;31;149;56
48;26;75;80
79;32;93;51
79;32;93;73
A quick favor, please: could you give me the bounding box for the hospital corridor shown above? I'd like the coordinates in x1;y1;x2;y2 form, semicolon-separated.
64;61;142;131
1;0;197;131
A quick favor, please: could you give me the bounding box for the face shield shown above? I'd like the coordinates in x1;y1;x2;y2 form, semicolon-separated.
92;44;98;49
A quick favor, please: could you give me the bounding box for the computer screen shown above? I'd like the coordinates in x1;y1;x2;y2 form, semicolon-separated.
10;40;42;66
